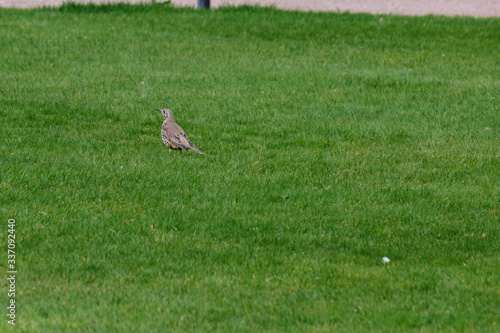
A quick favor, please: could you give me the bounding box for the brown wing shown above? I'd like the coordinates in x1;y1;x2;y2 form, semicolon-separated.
169;131;194;151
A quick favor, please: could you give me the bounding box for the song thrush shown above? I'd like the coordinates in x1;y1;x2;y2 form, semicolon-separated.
158;108;204;155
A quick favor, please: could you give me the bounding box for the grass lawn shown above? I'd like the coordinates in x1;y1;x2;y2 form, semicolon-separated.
0;2;499;331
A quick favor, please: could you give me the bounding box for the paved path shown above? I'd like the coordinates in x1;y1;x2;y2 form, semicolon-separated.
1;0;499;17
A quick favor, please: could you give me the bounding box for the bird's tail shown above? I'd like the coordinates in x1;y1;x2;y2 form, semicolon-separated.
190;146;204;154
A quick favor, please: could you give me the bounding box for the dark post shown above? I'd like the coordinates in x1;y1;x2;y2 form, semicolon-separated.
197;0;210;9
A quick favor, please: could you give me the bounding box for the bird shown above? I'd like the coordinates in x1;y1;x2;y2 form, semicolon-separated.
158;108;204;155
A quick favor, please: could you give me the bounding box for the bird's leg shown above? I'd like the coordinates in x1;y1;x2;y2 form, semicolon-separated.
169;148;172;154
179;150;182;155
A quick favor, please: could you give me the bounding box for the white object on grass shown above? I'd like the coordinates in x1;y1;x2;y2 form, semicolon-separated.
383;257;391;264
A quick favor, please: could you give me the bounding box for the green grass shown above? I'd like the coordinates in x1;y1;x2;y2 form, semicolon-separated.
1;2;499;331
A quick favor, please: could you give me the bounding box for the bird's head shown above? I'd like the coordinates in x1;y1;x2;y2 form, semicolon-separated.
158;108;174;121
